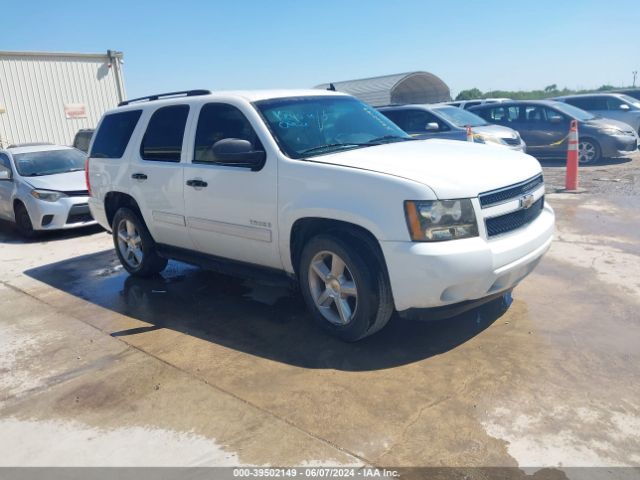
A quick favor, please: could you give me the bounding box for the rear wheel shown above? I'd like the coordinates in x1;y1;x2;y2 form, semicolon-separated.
14;203;36;238
299;234;394;341
578;138;601;164
112;208;167;277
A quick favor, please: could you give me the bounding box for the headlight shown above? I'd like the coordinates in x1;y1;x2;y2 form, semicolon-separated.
473;134;506;145
404;199;479;241
31;189;67;202
598;128;624;135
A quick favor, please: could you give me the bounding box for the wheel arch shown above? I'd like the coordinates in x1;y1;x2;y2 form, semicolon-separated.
104;191;145;230
289;217;389;280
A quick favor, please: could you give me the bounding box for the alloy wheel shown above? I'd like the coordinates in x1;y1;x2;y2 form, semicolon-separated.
308;250;358;326
578;141;596;164
117;219;144;268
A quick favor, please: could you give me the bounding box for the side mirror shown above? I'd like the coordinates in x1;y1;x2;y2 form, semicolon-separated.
425;122;440;131
0;169;12;181
619;103;630;111
211;138;266;170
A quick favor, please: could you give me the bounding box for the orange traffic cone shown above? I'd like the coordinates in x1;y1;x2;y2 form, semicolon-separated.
466;125;474;143
565;120;579;190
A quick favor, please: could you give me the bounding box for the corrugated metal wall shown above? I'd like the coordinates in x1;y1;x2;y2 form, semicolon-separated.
0;51;125;148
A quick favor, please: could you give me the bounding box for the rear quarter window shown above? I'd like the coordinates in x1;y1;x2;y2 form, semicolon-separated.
90;110;142;159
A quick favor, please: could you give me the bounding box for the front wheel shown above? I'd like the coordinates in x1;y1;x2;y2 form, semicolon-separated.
14;202;36;238
578;138;601;164
299;234;394;341
112;208;167;277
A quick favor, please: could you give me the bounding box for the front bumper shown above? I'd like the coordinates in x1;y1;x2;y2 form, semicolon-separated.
600;135;638;157
381;204;555;313
24;195;97;230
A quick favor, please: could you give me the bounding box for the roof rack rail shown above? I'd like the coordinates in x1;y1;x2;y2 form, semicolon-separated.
118;89;212;107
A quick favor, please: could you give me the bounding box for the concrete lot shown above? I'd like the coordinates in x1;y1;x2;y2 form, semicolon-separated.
1;154;639;477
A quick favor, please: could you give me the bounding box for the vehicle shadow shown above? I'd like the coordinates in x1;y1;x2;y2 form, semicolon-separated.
537;156;633;168
24;249;511;372
0;219;103;244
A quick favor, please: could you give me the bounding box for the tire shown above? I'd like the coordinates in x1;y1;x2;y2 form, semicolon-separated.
299;234;394;341
578;138;601;164
112;207;167;277
14;202;36;238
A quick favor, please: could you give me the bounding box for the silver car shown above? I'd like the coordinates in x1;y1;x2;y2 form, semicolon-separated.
554;93;640;134
378;104;526;151
0;144;96;237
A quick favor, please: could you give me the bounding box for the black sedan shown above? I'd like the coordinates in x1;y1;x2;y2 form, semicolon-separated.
469;100;638;163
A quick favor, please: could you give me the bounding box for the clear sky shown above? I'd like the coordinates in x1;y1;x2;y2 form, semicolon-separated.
2;0;637;98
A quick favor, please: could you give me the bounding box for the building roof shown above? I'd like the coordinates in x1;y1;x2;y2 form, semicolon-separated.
315;71;451;106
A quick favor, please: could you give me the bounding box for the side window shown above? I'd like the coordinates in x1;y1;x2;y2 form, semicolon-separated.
90;110;142;159
391;110;448;133
524;105;552;123
567;97;606;110
140;105;189;162
380;111;406;129
0;153;12;178
194;103;263;165
605;97;624;110
463;101;481;110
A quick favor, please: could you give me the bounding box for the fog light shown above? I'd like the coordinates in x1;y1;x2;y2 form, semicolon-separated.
41;215;54;226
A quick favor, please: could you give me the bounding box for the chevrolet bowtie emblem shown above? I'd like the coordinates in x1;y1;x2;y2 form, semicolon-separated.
520;193;535;210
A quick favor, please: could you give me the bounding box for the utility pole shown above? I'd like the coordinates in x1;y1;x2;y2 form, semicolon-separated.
633;71;638;88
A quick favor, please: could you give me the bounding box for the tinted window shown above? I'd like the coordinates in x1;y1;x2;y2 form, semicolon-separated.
13;149;86;177
477;106;519;123
0;153;11;177
73;130;93;153
382;110;448;133
91;110;142;158
565;97;607;110
141;105;189;162
194;103;263;164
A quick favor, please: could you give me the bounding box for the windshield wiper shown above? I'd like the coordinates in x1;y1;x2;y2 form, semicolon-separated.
300;143;371;155
366;135;416;144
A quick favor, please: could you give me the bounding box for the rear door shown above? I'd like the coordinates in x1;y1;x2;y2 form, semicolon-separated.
182;102;280;269
128;104;193;249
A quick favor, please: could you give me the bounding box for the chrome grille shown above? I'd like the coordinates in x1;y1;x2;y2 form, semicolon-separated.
63;190;90;197
479;174;543;208
485;197;544;237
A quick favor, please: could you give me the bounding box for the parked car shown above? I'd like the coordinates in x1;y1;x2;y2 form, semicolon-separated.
469;100;638;164
0;144;96;237
446;98;511;110
378;104;526;152
553;93;640;134
73;129;94;152
87;89;554;341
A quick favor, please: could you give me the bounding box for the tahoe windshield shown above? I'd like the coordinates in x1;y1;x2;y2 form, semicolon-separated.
255;96;412;158
13;148;86;177
434;106;488;127
553;102;596;121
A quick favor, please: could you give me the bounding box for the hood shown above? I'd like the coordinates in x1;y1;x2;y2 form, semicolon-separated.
22;170;87;192
472;124;520;139
311;139;542;198
583;117;636;133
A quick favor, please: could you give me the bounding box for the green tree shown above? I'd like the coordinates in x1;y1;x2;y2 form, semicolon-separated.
455;88;483;101
544;84;557;92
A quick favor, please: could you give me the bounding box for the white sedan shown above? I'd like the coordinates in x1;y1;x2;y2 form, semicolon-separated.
0;144;96;237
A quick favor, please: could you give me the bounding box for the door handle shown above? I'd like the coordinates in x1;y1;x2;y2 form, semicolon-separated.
131;173;148;180
186;179;208;188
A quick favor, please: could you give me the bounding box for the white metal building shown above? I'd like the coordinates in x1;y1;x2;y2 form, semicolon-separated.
0;50;126;148
315;71;451;106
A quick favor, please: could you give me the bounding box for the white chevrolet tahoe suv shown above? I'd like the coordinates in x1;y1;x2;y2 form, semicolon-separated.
87;89;554;341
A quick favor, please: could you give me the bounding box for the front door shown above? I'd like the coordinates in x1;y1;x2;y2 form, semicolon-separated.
183;102;280;269
517;105;569;158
